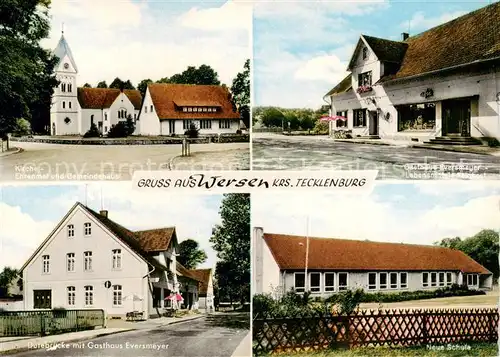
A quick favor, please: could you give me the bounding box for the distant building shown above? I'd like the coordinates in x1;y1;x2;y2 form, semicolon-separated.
325;3;500;144
253;227;493;298
50;32;142;136
20;202;203;319
190;269;215;312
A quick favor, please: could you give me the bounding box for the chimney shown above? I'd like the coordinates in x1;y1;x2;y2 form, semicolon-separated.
100;210;108;218
401;32;409;41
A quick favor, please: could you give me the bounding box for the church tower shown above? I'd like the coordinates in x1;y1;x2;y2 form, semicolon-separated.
50;29;79;135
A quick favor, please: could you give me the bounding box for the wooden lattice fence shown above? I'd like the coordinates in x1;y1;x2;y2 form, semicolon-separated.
253;308;499;355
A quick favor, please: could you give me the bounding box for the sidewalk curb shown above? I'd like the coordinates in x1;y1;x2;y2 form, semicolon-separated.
0;147;23;157
333;139;396;146
158;314;205;327
0;328;135;355
409;144;494;156
231;331;251;357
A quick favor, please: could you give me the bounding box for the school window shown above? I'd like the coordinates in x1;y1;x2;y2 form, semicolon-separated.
446;272;452;286
67;286;75;306
338;273;348;291
379;272;387;289
84;222;91;236
183;120;192;130
200;120;212;129
67;224;74;237
390;272;398;289
368;272;377;290
309;273;321;292
84;286;93;306
439;272;445;287
42;255;50;274
431;272;437;287
84;251;93;271
400;272;408;289
422;272;429;287
112;249;122;269
358;71;372;87
324;273;335;292
294;273;305;293
336;111;348;128
353;109;366;127
219;120;231;129
66;253;75;272
113;285;122;306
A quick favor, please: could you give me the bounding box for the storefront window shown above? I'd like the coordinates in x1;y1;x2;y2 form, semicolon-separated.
397;103;436;131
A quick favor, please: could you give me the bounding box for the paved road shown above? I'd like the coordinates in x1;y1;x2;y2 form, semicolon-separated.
10;313;250;357
252;135;500;179
0;142;249;181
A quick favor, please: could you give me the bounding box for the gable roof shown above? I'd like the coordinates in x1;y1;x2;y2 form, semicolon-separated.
77;88;142;110
263;233;490;274
328;3;500;94
389;2;500;82
176;263;204;282
324;74;352;97
148;83;240;120
53;34;78;72
189;269;212;294
134;228;176;252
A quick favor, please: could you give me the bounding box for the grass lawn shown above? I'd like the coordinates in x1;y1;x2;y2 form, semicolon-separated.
270;343;498;357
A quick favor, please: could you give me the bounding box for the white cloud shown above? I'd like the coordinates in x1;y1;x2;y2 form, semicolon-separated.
403;11;466;32
0;184;223;271
41;0;249;86
294;54;348;82
179;0;251;31
252;188;500;247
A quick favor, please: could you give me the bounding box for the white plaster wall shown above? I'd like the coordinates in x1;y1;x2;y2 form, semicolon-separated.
253;228;281;295
160;119;240;135
51;54;79;135
0;301;23;311
138;88;160;135
108;92;136;128
330;68;500;139
80;109;104;135
23;206;149;317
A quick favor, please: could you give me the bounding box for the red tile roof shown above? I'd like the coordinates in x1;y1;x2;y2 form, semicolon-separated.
263;233;490;274
134;227;176;252
77;88;142;110
148;83;240;120
177;263;204;282
189;269;212;295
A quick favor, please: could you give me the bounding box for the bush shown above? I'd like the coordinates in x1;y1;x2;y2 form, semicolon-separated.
184;122;199;138
487;137;500;147
52;307;67;318
236;129;242;134
12;118;32;137
83;123;100;138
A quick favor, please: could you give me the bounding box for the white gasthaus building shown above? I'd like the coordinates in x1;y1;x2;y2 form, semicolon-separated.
50;32;142;136
19;202;214;319
325;3;500;145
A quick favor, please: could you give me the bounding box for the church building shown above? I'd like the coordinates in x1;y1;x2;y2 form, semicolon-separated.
50;32;142;136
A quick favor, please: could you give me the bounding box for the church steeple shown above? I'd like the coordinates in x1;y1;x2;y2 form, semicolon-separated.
53;28;78;73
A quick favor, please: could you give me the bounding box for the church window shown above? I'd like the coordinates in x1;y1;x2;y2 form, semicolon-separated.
68;101;72;109
144;106;148;113
61;83;66;92
64;117;71;124
62;101;65;109
105;113;108;121
118;111;121;119
150;105;153;112
68;84;72;92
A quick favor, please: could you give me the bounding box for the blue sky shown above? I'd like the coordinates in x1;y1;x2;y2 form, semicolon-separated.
0;184;223;271
253;0;494;108
253;182;500;245
43;0;250;86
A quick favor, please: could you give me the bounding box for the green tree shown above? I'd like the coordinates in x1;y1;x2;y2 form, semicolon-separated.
0;0;58;139
109;77;135;90
83;83;92;88
177;239;207;269
12;118;32;136
261;108;285;128
230;59;250;128
96;81;108;88
0;267;19;298
284;112;300;131
436;230;499;278
300;115;315;132
137;79;153;95
168;65;221;85
210;194;250;305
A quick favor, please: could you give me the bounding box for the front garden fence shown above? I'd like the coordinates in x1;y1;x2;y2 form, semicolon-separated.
253;308;499;355
0;309;105;337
